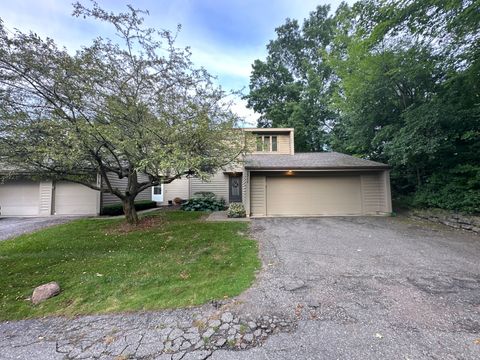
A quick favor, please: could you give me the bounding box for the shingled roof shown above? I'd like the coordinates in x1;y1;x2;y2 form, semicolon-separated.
244;152;389;170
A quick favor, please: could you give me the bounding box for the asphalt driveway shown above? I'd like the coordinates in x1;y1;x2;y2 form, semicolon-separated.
0;217;76;241
0;215;479;359
218;216;480;359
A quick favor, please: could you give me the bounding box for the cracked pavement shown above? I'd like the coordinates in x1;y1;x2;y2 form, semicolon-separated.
1;216;480;359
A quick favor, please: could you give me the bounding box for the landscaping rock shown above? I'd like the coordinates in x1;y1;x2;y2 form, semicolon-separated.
243;333;254;343
203;328;215;339
215;338;227;347
219;323;229;331
208;319;221;328
247;321;257;330
221;312;234;323
169;328;184;340
31;282;60;304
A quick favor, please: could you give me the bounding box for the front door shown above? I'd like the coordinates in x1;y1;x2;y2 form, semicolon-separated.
229;175;242;203
151;184;164;202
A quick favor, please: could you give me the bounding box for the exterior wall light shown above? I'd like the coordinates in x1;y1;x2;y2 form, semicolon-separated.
286;170;294;175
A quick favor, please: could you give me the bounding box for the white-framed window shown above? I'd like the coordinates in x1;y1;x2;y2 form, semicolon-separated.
256;135;278;152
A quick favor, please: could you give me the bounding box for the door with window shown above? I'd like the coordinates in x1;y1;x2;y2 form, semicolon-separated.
229;175;242;203
151;184;164;202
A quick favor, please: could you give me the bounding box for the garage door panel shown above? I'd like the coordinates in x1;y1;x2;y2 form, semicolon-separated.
266;176;362;216
0;181;40;216
54;182;98;215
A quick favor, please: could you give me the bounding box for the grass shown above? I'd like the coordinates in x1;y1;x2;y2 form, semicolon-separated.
0;211;259;321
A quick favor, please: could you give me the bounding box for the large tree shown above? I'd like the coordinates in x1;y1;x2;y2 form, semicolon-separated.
244;5;336;152
0;2;244;224
328;0;480;212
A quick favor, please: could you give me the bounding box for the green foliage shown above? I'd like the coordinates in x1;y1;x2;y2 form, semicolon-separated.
411;165;480;214
100;200;157;216
248;0;480;214
181;196;226;212
0;211;259;320
193;192;217;200
227;202;246;218
326;0;480;214
0;2;244;224
244;5;336;151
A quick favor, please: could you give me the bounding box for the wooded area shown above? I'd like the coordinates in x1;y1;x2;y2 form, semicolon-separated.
246;0;479;213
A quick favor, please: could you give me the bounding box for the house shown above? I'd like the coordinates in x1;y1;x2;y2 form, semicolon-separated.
1;127;391;217
159;128;392;217
0;171;151;217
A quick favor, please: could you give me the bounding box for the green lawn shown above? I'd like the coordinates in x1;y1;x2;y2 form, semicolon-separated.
0;211;259;321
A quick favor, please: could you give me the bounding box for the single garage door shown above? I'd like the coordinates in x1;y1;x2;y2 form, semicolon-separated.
266;175;363;216
54;182;98;215
0;180;40;216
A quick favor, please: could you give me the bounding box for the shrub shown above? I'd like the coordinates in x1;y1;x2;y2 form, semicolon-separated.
181;197;226;212
227;202;246;218
193;191;216;199
411;165;480;214
101;200;157;216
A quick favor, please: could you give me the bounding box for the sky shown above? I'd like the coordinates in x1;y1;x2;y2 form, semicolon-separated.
0;0;349;125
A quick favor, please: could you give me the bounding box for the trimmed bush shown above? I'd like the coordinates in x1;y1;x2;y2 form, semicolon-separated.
193;191;216;199
227;202;246;218
101;200;157;216
181;197;226;212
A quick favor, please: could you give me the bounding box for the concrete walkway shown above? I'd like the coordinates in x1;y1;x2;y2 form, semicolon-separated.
206;211;250;222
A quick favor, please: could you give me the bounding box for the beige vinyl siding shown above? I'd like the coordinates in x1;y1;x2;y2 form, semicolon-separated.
163;177;190;203
101;172;151;207
276;135;291;154
250;176;266;216
0;180;40;216
266;175;363;216
361;173;386;214
54;181;99;215
38;180;53;216
190;172;229;202
251;134;292;155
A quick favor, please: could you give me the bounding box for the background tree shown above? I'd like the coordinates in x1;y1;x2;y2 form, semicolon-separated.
244;5;336;151
247;0;480;213
0;2;244;224
328;0;480;213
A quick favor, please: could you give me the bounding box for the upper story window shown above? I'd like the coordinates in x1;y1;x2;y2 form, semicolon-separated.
256;135;278;152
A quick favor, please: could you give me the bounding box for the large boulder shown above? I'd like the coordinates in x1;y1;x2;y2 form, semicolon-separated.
31;282;60;305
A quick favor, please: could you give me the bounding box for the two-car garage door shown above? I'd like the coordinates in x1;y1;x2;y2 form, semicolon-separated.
0;180;98;216
250;172;389;216
266;176;362;216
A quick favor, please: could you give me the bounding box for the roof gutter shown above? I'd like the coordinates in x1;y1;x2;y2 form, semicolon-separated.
245;166;391;171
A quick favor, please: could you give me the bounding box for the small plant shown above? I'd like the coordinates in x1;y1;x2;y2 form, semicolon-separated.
227;339;236;347
181;196;226;212
193;191;216;199
239;324;247;334
227;202;246;218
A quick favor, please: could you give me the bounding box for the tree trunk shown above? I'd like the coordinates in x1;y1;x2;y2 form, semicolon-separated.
122;196;139;225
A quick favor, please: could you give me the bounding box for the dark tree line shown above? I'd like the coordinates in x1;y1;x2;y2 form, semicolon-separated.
245;0;480;213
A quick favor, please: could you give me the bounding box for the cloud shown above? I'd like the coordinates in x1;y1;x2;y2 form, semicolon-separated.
0;0;352;122
230;97;259;127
